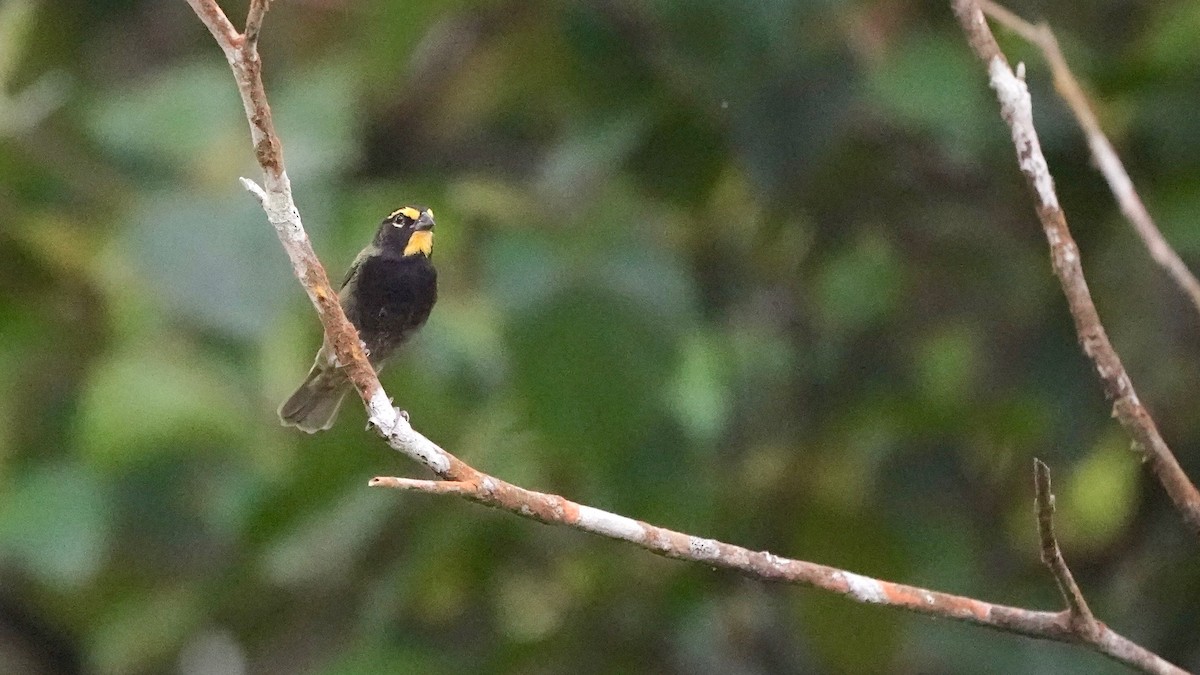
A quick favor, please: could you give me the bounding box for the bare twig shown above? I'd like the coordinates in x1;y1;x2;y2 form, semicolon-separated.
186;1;1189;672
1033;459;1096;634
371;477;475;497
977;0;1200;317
952;0;1200;538
1026;460;1186;672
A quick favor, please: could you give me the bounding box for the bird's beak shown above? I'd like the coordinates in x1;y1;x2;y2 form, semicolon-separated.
404;209;436;257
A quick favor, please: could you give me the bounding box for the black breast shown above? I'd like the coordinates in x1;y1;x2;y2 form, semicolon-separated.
348;253;438;363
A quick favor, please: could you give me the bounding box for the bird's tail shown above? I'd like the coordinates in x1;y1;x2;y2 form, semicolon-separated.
278;362;350;434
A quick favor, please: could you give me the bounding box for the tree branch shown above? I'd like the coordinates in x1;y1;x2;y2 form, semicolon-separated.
977;0;1200;321
185;1;1190;672
369;465;1186;675
952;0;1200;538
1034;459;1096;634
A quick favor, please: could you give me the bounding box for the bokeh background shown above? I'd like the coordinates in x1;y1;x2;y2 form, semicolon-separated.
2;0;1199;672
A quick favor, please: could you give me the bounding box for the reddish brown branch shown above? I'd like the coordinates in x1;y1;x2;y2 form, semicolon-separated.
368;474;1070;630
977;0;1200;316
951;0;1200;538
370;469;1186;674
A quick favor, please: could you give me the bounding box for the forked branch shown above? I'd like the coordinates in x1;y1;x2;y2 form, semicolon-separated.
952;0;1200;538
1027;459;1181;671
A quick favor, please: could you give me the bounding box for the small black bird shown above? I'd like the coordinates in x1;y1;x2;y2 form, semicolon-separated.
279;206;438;433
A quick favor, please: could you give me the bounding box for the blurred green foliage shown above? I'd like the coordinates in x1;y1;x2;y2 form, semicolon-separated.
1;0;1199;673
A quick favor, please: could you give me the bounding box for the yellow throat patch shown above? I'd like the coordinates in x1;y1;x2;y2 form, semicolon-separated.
404;230;433;257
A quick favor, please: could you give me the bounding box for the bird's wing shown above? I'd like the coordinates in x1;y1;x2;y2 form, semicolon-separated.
337;245;375;320
340;246;374;290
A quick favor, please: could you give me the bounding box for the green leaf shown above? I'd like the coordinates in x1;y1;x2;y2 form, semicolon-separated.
914;324;980;408
481;233;564;315
1140;3;1200;72
869;32;993;153
792;504;906;670
629;108;727;205
537;112;647;202
85;61;243;174
75;345;251;467
0;0;37;88
90;587;204;675
273;60;361;183
0;461;111;587
1059;435;1140;551
318;639;450;675
122;190;297;339
1152;185;1200;255
666;334;731;445
507;285;674;462
261;487;393;587
815;232;903;332
596;244;697;327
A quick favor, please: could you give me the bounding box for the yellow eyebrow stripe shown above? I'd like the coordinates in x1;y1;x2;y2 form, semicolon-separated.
389;206;421;220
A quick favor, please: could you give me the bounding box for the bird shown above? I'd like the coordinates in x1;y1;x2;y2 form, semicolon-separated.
279;206;438;433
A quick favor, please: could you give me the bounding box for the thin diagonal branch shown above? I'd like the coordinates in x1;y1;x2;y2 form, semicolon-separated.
188;0;238;48
978;0;1200;318
1033;459;1096;635
952;0;1200;538
186;1;1189;672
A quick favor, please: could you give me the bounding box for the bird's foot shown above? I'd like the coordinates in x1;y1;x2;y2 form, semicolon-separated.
364;402;407;430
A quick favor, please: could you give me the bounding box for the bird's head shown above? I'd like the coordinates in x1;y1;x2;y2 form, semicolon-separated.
380;206;435;257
